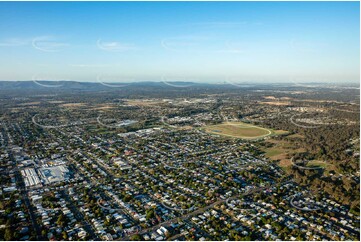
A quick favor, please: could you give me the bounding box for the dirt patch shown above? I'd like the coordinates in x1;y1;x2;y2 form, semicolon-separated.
259;101;291;106
60;103;86;107
19;102;40;106
279;159;292;168
48;101;65;104
90;105;116;110
262;136;306;168
287;133;305;139
263;96;276;100
125;99;165;107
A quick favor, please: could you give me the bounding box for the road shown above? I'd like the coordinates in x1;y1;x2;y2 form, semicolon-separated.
10;149;43;240
60;190;100;240
121;179;293;240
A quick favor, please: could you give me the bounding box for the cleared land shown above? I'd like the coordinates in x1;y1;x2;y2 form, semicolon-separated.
262;138;306;171
90;104;116;110
259;101;291;106
125;99;165;107
203;121;272;139
60;103;86;107
19;102;41;106
48;101;65;104
306;160;330;168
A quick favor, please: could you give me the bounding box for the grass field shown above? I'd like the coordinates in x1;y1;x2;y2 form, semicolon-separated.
203;121;272;139
261;138;306;171
265;148;284;157
306;160;329;168
60;103;86;107
125;99;165;107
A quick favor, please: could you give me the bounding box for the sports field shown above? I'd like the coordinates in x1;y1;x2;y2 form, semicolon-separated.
203;121;272;139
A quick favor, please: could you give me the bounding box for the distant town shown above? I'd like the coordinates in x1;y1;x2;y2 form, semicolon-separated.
0;81;359;241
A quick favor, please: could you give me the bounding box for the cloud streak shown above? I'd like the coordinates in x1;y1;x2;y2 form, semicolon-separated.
32;36;69;52
97;39;138;52
0;38;30;47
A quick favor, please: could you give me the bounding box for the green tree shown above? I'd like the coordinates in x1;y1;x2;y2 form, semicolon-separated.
57;214;65;226
41;230;47;238
130;234;142;241
4;228;13;241
62;231;68;240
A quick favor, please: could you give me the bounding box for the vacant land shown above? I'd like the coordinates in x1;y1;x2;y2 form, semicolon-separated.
60;103;86;107
306;160;329;168
265;147;284;157
125;99;165;107
19;102;41;106
203;121;272;139
90;104;116;110
259;101;291;106
262;138;306;170
48;101;65;104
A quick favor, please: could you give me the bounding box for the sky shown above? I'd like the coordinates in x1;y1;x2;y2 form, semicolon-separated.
0;1;359;83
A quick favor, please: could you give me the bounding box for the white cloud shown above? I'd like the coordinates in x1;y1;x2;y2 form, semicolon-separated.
97;39;138;52
32;36;69;52
0;38;30;47
161;36;210;52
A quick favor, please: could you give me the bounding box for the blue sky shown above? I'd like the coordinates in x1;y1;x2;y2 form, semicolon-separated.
0;1;359;83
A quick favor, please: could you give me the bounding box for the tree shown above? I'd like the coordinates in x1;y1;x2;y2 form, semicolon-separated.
41;230;47;238
146;208;155;220
57;214;66;226
62;231;68;240
130;234;142;241
4;228;13;241
104;220;110;226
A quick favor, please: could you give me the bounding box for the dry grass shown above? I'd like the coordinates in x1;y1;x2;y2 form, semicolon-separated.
90;105;116;110
48;101;65;104
273;130;289;135
125;99;165;107
60;103;86;107
287;133;305;139
259;101;291;106
263;96;277;100
177;125;194;130
19;102;40;106
262;137;306;169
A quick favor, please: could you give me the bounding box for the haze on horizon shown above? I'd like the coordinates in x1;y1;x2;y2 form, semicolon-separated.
0;1;359;84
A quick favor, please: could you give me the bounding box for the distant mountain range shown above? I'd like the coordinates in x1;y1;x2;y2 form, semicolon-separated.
0;80;358;91
0;80;176;90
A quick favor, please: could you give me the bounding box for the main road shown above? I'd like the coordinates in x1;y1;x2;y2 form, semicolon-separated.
121;179;293;240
